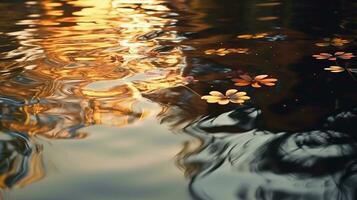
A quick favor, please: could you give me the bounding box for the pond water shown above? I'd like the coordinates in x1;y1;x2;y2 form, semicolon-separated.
0;0;356;199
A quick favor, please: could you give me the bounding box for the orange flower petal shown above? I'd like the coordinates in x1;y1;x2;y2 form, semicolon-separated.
263;83;276;86
207;98;220;103
239;96;250;100
339;53;355;59
320;53;332;56
226;89;238;96
218;99;230;105
313;55;325;59
209;91;224;97
252;82;261;88
255;75;268;80
324;66;345;73
201;95;221;100
259;78;278;83
237;34;253;39
334;52;345;55
313;54;331;59
254;33;269;38
235;92;247;96
204;49;215;54
234;82;251;86
315;42;330;47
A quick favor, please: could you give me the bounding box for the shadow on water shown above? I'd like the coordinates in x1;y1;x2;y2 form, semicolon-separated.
0;132;44;189
0;0;356;199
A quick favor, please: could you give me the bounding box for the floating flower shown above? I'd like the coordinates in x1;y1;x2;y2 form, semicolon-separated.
204;49;216;55
324;66;345;73
313;52;355;61
237;33;269;39
313;53;334;60
335;52;355;59
204;48;249;56
233;74;278;88
213;48;230;56
315;38;350;47
201;89;250;105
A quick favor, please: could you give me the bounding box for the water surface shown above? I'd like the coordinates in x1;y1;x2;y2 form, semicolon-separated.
0;0;356;199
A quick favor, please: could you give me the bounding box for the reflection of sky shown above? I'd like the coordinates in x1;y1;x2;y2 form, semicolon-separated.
12;119;192;200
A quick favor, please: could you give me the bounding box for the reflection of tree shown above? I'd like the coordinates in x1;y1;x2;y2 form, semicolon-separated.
182;109;357;200
0;132;44;189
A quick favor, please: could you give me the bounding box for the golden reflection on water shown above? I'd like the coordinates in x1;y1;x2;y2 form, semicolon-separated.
2;0;184;134
0;0;186;189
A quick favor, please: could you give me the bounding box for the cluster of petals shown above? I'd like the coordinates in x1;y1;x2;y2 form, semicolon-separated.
232;74;278;88
324;66;345;73
315;38;349;47
201;89;250;105
313;52;355;61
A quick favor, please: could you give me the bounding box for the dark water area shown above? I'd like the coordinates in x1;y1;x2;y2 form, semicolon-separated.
0;0;356;199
